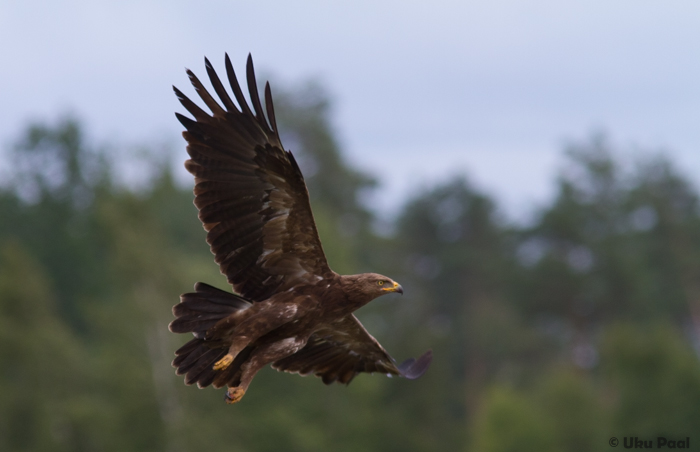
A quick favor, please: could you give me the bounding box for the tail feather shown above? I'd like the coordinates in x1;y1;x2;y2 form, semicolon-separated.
170;282;254;388
174;340;252;388
185;348;227;385
174;337;203;356
196;365;219;388
174;339;214;373
169;316;225;335
169;282;251;338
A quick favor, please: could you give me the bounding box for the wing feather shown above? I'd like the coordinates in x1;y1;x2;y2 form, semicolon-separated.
272;315;432;384
264;82;280;135
205;57;237;112
225;53;255;119
245;54;271;130
186;69;226;117
174;87;210;122
175;54;332;301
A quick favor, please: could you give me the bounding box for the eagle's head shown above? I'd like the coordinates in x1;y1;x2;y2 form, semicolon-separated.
342;272;403;305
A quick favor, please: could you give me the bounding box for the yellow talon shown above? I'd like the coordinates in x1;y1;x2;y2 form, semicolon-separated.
213;354;234;370
225;387;246;404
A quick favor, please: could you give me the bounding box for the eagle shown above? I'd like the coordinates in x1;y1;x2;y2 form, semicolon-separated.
169;54;432;404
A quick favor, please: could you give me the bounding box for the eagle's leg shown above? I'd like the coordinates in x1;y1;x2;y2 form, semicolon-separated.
224;337;306;405
213;354;234;371
213;336;250;371
223;358;259;404
215;303;301;371
224;386;246;404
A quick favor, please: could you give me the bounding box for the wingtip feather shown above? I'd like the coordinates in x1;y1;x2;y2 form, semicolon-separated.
398;350;433;380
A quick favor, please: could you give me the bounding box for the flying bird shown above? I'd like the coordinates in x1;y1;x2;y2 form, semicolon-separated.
169;54;432;404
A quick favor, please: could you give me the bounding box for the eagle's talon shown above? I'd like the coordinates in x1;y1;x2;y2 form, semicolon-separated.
225;387;246;404
213;354;234;370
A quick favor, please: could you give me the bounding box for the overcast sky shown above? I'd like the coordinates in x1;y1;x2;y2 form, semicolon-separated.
2;1;699;221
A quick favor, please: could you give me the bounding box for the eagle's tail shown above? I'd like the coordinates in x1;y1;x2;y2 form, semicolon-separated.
169;282;251;337
169;282;252;388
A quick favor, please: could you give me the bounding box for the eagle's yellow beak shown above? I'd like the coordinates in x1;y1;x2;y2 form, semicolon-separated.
383;281;404;294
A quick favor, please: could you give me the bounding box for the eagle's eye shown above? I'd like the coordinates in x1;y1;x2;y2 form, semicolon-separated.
378;280;384;286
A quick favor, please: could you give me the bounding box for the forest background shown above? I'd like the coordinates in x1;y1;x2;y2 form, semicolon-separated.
1;79;700;451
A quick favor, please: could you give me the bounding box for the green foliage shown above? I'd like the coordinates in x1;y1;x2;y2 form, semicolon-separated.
472;386;556;452
472;369;607;452
600;323;700;436
0;241;86;452
537;369;607;452
1;98;699;450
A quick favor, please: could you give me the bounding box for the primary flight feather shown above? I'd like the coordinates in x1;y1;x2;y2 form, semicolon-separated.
169;53;432;404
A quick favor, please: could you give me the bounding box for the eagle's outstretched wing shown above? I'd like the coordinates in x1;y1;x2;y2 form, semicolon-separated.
174;54;331;301
272;315;433;384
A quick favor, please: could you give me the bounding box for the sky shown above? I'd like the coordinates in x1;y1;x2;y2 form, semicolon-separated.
2;1;699;222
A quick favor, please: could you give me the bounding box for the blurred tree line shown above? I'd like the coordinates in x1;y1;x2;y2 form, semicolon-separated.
1;81;699;451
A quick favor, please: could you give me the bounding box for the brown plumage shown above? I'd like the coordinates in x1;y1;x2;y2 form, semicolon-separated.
169;54;432;404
